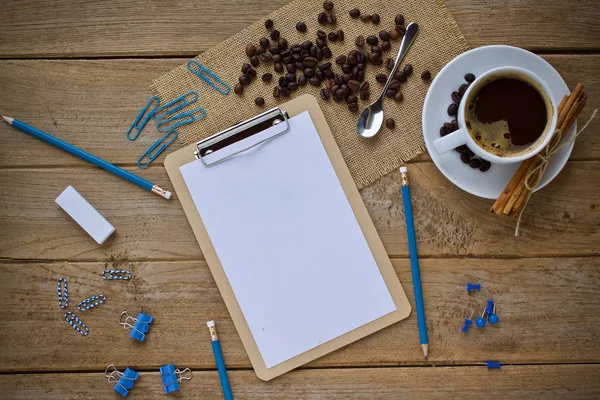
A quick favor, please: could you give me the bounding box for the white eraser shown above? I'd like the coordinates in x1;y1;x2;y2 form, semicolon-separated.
55;186;115;245
207;320;215;327
165;191;172;200
399;166;408;173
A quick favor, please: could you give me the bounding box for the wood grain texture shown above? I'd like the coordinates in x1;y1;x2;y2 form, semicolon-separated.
0;0;599;58
0;258;598;372
1;366;599;399
0;55;598;168
1;162;599;261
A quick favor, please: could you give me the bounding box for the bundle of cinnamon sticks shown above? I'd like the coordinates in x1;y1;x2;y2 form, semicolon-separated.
490;83;587;217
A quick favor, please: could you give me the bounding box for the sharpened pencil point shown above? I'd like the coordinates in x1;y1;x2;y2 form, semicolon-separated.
421;344;428;360
2;116;14;125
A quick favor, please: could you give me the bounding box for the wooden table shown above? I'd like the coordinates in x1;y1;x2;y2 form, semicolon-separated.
1;1;599;398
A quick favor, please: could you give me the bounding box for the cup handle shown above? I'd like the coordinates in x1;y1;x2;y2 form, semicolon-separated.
433;128;468;155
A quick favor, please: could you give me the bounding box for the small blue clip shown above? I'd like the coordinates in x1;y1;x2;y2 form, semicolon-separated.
119;311;153;342
156;107;206;133
106;364;140;397
137;129;178;169
152;91;198;120
127;96;160;141
477;360;502;370
466;282;481;293
187;60;230;95
160;364;192;394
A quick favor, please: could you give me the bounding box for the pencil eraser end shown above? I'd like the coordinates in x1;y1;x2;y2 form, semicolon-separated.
207;320;215;327
165;191;172;200
55;186;115;245
399;166;408;173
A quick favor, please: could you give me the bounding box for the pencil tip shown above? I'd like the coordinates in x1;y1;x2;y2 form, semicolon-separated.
2;116;13;125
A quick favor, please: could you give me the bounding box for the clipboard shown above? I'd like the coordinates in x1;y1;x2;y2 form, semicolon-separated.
164;94;411;380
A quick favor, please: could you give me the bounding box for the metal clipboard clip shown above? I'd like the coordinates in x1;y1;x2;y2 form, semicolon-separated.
194;107;290;166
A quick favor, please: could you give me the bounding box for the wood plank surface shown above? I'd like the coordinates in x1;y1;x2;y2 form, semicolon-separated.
1;365;599;399
0;55;598;168
1;161;598;261
0;0;599;58
0;258;598;372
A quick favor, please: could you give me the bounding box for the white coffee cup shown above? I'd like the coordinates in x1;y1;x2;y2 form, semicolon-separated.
432;66;558;164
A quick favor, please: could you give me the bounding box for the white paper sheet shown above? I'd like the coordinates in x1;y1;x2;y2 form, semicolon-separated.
180;111;396;369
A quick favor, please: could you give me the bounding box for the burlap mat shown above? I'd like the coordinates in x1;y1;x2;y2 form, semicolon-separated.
150;0;468;189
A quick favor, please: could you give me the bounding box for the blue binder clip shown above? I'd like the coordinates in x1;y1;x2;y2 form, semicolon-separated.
127;96;160;141
156;107;206;133
160;364;192;394
151;91;198;120
119;311;153;341
187;60;230;95
137;129;178;169
105;364;140;397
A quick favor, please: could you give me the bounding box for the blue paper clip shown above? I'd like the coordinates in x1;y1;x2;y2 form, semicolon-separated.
105;364;140;397
57;277;68;309
187;60;230;95
119;311;153;341
151;91;198;121
137;129;178;169
127;96;160;141
156;107;206;133
64;311;89;336
77;294;106;311
160;364;192;394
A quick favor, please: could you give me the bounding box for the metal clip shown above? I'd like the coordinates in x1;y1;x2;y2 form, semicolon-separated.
156;107;206;133
126;96;160;141
77;294;106;311
137;129;178;169
119;311;153;341
151;91;198;120
106;364;140;397
57;277;68;309
160;364;193;393
64;311;89;336
187;60;230;95
102;269;132;280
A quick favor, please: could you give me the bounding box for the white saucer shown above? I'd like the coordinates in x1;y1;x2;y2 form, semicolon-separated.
422;45;576;199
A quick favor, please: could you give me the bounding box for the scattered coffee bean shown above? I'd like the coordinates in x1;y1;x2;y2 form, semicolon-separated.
279;38;288;49
348;102;359;113
245;67;257;79
421;70;431;80
298;76;307;86
346;94;358;104
386;118;396;129
286;63;296;73
366;35;378;45
349;8;360;18
255;97;265;106
371;13;380;24
379;30;390;41
259;53;272;62
469;158;481;169
465;73;475;82
234;83;244;95
337;29;344;41
394;71;407;82
288;82;298;91
451;119;458;130
286;73;297;82
269;45;280;54
348;79;360;91
396;25;407;35
256;45;265;55
304;56;317;67
443;122;453;131
381;40;391;51
319;87;331;100
318;12;328;24
265;19;273;29
245;43;256;57
318;62;332;70
479;160;491;172
375;73;387;84
304;67;315;77
317;30;327;40
395;14;405;26
456;145;468;154
360;14;371;22
241;63;252;74
458;83;468;94
460;152;470;164
239;75;251;86
369;52;382;65
385;89;396;98
278;76;288;87
403;63;413;75
328;32;338;41
389;29;399;40
250;55;259;67
389;79;401;90
322;47;332;58
280;87;291;97
355;35;365;47
451;91;462;104
359;81;369;91
447;103;458;116
467;148;475;158
270;29;280;41
316;70;325;80
273;86;281;98
262;73;273;82
335;55;346;65
360;90;370;100
371;45;381;54
309;77;321;86
274;63;284;73
296;21;307;32
316;38;326;48
323;0;334;11
440;126;449;136
259;37;270;48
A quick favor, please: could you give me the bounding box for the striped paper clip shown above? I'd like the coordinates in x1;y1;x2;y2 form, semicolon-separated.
151;91;198;120
156;107;206;133
57;277;68;309
127;96;160;141
187;60;230;95
77;294;107;311
102;270;132;280
64;311;89;336
137;129;178;169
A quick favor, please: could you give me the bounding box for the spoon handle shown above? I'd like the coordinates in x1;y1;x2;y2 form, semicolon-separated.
379;22;419;101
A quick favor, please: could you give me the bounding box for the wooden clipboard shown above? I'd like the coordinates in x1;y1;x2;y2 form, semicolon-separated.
164;94;411;381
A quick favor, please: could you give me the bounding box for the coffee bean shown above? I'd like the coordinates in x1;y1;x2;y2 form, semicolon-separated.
285;63;295;73
258;38;269;49
421;70;431;80
381;41;391;51
347;53;357;65
285;73;296;82
467;148;475;158
271;54;281;63
356;52;366;63
440;126;449;136
357;62;365;70
385;89;396;98
265;19;274;29
469;158;481;169
288;82;299;91
337;30;344;41
256;45;265;55
460;152;471;164
315;70;325;80
316;38;326;48
278;76;288;87
366;35;378;45
309;77;321;86
346;80;359;91
342;63;351;73
318;12;328;24
334;74;343;85
280;87;291;97
323;0;334;11
349;8;360;18
403;63;413;75
245;67;257;78
328;13;337;24
375;73;387;84
370;13;380;23
328;32;338;41
389;79;401;90
443;122;453;131
385;58;394;70
465;73;475;82
274;63;284;73
335;55;346;65
234;83;244;95
360;14;371;22
239;75;251;86
336;87;349;99
360;90;370;100
245;43;256;57
241;63;252;74
269;45;280;54
394;91;403;102
394;14;405;26
304;56;317;67
318;88;330;100
371;45;381;54
342;73;351;82
348;102;359;113
355;35;365;47
318;62;332;70
259;53;272;62
270;30;280;41
451;91;462;104
447;103;458;116
282;55;292;64
250;55;259;67
389;29;399;41
456;145;468;154
386;118;395;129
479;160;491;172
304;67;315;77
451;119;458;130
379;31;390;41
255;97;265;106
297;76;307;86
346;94;357;104
273;86;281;98
458;83;468;94
359;81;369;91
324;79;333;89
369;53;382;64
394;71;407;82
279;38;288;49
322;47;332;58
315;30;326;40
296;21;307;32
262;73;273;82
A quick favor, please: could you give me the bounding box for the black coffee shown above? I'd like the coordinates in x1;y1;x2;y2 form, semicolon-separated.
466;77;549;157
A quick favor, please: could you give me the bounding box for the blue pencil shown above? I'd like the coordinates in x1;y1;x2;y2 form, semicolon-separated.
207;321;233;400
399;166;429;359
2;116;171;199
